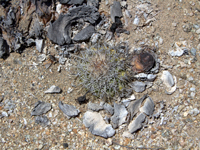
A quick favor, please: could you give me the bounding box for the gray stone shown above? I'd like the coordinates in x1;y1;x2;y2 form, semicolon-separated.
2;111;8;117
58;101;80;118
103;103;114;115
161;71;174;88
59;0;84;5
87;0;99;8
83;111;115;138
31;101;52;116
0;36;9;58
128;113;146;133
147;74;157;82
111;103;128;129
110;1;123;22
190;48;196;56
73;25;95;42
44;85;62;94
35;39;44;53
35;116;50;126
196;28;200;34
130;81;146;93
47;5;99;45
88;102;104;112
189;108;199;116
128;94;147;120
140;97;155;116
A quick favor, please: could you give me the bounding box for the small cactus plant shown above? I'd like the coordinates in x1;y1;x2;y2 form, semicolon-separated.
72;43;134;100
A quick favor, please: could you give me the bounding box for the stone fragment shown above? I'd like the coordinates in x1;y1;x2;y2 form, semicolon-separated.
147;74;157;82
190;48;196;56
161;71;174;88
59;0;84;5
44;85;62;94
35;116;50;126
83;111;115;138
35;39;44;53
128;113;146;133
87;0;99;8
130;81;146;93
110;1;123;22
0;36;9;58
111;103;128;129
103;103;114;115
31;101;52;116
88;102;103;112
189;108;199;116
47;5;99;45
128;94;147;120
122;94;135;107
36;54;46;63
196;28;200;34
58;101;80;118
140;97;155;116
73;25;95;42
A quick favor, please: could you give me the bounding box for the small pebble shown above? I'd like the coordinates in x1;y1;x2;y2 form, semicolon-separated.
190;48;196;56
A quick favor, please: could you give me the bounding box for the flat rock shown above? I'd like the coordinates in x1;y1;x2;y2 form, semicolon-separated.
161;71;174;88
47;5;99;45
59;0;84;5
111;103;128;129
110;1;123;22
131;81;146;93
88;102;103;112
58;101;80;119
87;0;99;8
35;116;50;126
103;103;114;115
73;25;95;42
44;85;62;94
0;36;9;58
140;97;155;116
31;101;52;116
128;94;147;120
128;113;146;134
35;39;44;53
83;111;115;138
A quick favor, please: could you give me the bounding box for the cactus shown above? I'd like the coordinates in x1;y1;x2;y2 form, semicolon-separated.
72;43;134;100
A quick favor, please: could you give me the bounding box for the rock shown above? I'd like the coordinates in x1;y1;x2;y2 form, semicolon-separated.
31;101;52;116
190;48;196;56
110;1;123;22
87;0;99;8
103;103;114;115
44;85;62;94
182;23;192;32
128;94;147;120
88;102;104;111
47;5;100;45
147;74;157;82
0;36;9;58
58;101;80;119
35;116;50;126
189;108;199;116
73;25;95;42
128;113;146;134
59;0;84;5
122;94;135;107
133;15;139;25
196;28;200;34
36;54;46;63
130;81;146;93
111;103;128;129
83;111;115;138
2;111;8;117
161;71;174;88
35;39;44;53
140;97;155;116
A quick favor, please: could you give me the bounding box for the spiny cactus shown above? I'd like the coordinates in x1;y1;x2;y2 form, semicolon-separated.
72;43;134;100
